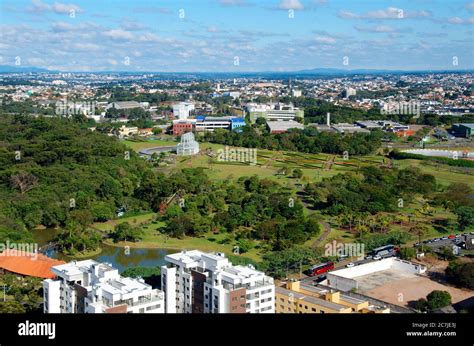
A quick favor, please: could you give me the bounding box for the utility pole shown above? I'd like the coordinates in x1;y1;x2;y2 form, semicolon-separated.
2;284;6;302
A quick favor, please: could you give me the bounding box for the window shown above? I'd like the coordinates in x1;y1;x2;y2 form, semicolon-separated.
312;308;316;312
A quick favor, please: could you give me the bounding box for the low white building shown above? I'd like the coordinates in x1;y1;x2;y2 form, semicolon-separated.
162;250;275;314
325;257;427;292
266;120;304;133
43;260;164;314
173;102;195;120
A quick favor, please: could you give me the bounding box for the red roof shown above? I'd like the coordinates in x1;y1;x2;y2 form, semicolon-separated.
0;250;65;279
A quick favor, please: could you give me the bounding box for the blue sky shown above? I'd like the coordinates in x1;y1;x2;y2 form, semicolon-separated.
0;0;473;72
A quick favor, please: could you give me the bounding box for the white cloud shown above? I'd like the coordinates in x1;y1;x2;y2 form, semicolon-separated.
217;0;250;6
73;43;100;51
355;25;397;33
52;2;82;14
103;29;134;40
338;10;359;19
467;2;474;11
449;17;465;24
207;26;220;33
315;35;336;43
278;0;304;10
448;16;474;25
338;7;430;20
27;0;83;14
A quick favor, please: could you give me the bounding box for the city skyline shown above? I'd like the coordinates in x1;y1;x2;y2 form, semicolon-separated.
0;0;473;72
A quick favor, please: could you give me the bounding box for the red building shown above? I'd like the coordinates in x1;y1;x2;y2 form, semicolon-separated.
173;121;193;136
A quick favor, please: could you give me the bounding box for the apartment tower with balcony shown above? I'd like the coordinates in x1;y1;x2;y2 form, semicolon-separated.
161;250;275;314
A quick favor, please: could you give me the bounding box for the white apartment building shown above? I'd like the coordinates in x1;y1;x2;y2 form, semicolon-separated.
161;250;275;314
43;260;164;314
344;87;356;98
247;103;304;122
173;102;195;120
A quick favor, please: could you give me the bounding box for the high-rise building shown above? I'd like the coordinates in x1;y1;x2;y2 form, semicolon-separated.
161;250;275;314
343;87;356;99
43;260;164;314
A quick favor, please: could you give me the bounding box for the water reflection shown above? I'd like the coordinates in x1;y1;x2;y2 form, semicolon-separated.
33;228;175;272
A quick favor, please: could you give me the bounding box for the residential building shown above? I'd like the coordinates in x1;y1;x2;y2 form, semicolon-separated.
292;89;302;97
344;87;356;98
43;260;164;314
173;102;195;120
161;250;275;314
267;120;304;134
275;280;390;314
223;91;241;99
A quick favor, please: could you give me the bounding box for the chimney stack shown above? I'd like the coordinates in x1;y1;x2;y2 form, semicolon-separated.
326;112;331;127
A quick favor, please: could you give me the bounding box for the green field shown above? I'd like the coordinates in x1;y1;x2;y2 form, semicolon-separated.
120;136;474;251
396;159;474;187
123;138;178;151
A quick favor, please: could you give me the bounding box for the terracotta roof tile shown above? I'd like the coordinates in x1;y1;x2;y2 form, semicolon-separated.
0;250;65;279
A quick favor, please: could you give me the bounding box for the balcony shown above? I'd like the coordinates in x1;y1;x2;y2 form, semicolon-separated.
105;293;163;308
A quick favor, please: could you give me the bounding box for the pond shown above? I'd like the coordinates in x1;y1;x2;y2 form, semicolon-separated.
32;228;175;272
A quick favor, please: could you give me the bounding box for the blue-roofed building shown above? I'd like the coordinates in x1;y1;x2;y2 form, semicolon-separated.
230;117;246;132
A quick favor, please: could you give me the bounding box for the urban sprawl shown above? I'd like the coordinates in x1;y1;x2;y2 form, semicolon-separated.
0;71;473;315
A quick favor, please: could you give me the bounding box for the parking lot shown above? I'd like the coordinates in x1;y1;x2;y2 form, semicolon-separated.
418;233;473;251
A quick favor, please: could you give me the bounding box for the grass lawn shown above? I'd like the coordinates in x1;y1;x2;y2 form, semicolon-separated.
123;138;178;151
92;212;157;232
395;159;474;187
104;229;264;262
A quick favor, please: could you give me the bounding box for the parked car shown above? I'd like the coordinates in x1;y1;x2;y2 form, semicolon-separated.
373;255;382;260
365;255;373;260
448;235;455;239
346;263;355;268
442;236;448;240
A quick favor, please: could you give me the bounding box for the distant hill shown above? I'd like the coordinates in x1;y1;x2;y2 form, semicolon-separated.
0;65;52;73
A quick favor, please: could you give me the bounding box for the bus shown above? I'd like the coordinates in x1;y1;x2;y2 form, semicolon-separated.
372;244;399;258
306;262;334;277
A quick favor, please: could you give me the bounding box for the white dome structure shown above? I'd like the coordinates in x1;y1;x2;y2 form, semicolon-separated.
177;132;200;156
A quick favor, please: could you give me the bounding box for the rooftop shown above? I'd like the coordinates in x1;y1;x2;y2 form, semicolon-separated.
267;120;304;132
0;251;65;279
276;286;349;311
